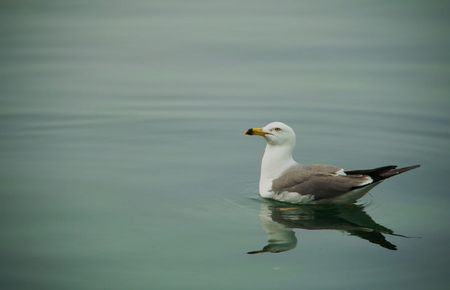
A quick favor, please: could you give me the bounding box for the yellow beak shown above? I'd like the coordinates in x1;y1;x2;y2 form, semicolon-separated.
244;127;266;136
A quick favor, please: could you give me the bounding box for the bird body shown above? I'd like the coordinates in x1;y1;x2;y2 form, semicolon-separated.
245;122;419;204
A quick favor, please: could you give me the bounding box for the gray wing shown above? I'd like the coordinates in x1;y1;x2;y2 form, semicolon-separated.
271;164;372;200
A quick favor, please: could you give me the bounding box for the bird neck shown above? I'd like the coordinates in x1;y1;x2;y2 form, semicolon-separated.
260;144;296;182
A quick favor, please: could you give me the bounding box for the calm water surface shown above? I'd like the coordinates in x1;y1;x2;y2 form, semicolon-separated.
1;1;450;289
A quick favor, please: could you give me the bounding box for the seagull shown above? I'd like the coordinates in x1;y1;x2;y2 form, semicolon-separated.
245;121;420;204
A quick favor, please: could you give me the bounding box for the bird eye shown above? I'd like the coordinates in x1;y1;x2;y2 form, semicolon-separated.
273;127;282;132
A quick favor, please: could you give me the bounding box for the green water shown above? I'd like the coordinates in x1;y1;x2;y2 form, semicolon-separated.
1;1;449;289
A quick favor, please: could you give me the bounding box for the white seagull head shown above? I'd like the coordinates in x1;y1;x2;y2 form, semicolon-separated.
245;121;296;147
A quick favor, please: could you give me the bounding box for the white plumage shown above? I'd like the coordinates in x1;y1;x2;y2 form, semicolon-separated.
245;121;419;204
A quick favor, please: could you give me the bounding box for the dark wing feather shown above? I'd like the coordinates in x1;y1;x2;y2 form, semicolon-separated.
272;165;371;200
346;164;420;182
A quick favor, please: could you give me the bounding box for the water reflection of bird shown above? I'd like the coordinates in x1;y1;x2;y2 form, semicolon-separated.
248;201;402;254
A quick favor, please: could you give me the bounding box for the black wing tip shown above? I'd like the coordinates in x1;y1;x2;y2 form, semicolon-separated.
387;164;420;171
346;164;420;181
380;164;421;178
406;164;421;170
